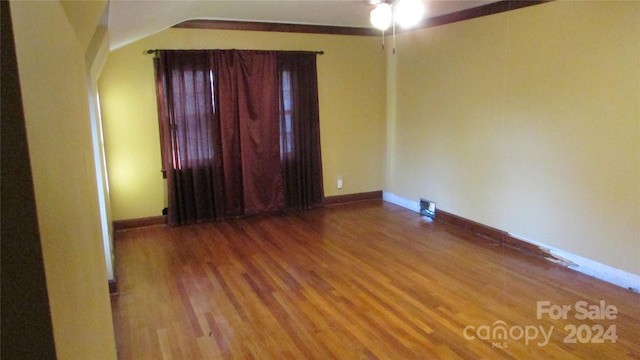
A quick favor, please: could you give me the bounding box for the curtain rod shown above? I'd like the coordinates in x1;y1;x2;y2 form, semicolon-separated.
146;49;324;55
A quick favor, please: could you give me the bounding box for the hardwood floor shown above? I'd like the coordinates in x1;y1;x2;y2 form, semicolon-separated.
111;200;640;359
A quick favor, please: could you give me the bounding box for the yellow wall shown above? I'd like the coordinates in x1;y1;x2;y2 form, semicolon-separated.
387;1;640;275
99;28;387;221
99;2;638;275
10;1;117;358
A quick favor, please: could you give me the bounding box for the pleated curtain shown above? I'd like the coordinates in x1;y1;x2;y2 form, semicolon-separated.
154;50;323;225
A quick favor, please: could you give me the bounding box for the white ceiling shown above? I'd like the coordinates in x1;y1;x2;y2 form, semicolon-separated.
108;0;497;50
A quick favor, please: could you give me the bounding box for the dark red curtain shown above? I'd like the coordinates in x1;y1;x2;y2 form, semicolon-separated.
212;51;284;216
155;51;219;225
155;50;323;225
277;53;323;209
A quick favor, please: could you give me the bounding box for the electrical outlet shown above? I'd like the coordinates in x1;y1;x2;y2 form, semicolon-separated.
337;176;343;189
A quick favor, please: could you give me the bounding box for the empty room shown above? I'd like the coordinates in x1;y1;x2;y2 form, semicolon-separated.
3;0;639;359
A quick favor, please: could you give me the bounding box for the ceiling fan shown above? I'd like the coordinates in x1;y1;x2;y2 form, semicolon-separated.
369;0;426;30
368;0;427;53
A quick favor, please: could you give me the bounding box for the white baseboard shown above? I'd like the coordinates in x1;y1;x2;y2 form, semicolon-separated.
383;191;421;213
509;233;640;292
382;191;640;292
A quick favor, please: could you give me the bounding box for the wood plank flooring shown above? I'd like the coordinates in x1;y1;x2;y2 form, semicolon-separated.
111;200;640;359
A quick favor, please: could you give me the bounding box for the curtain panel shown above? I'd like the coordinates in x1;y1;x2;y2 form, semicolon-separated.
154;49;323;225
155;51;219;225
277;53;324;209
212;51;284;216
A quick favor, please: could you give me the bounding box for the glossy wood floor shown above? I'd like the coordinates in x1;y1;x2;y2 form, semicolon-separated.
111;201;640;359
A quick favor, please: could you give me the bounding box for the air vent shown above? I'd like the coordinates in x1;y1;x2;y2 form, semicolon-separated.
420;198;436;219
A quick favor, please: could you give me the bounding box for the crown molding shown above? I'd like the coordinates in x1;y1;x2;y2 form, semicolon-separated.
417;0;551;31
173;1;551;36
173;20;379;36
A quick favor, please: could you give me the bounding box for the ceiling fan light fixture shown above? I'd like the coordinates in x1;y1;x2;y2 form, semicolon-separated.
370;3;392;31
370;0;426;53
395;0;425;28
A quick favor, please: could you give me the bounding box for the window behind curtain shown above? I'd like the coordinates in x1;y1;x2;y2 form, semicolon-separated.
280;70;293;156
154;54;217;176
155;50;323;225
170;66;216;168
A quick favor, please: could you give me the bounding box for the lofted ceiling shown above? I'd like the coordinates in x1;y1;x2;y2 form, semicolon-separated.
107;0;498;50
